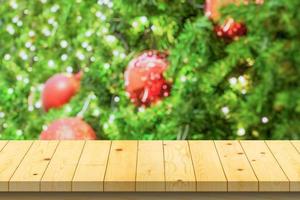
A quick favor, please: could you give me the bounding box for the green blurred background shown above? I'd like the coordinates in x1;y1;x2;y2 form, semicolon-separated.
0;0;299;140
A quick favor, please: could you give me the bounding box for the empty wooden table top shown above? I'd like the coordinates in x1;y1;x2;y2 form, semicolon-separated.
0;140;299;192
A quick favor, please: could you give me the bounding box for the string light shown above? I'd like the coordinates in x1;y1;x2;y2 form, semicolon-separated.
92;109;101;117
238;75;247;86
10;1;18;9
35;101;42;109
109;114;115;123
103;123;109;129
237;128;246;136
50;4;60;13
19;51;28;60
6;24;15;35
261;117;269;124
76;51;85;60
90;56;96;62
28;106;34;112
48;60;55;68
7;88;14;94
104;63;110;69
3;123;8;129
132;21;139;28
42;27;51;37
114;96;120;102
28;30;35;37
25;41;32;48
221;106;230;114
229;77;237;85
140;16;148;24
180;76;187;82
60;40;68;48
16;130;23;136
4;54;11;60
0;112;5;118
66;66;73;73
85;30;93;37
61;54;68;61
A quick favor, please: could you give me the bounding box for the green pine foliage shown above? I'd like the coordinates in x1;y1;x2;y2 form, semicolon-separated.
0;0;299;140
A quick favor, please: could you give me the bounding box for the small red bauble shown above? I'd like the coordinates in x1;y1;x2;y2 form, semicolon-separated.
214;18;247;40
125;50;171;107
39;117;97;140
42;71;82;111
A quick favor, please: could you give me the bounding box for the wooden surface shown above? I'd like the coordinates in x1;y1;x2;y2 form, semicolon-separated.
136;141;165;192
0;140;299;192
215;141;258;191
189;141;227;191
164;141;196;191
266;141;300;191
72;141;111;191
40;141;85;191
104;140;138;191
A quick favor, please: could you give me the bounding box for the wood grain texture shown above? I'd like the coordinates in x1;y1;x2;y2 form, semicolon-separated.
72;141;111;192
0;141;33;191
104;140;138;192
266;141;300;191
189;140;227;191
164;141;196;192
215;141;258;192
9;141;59;191
240;141;289;191
41;141;85;192
136;141;165;192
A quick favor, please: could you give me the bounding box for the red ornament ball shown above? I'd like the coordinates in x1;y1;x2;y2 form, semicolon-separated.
124;50;171;107
42;71;82;111
214;18;247;40
40;117;97;140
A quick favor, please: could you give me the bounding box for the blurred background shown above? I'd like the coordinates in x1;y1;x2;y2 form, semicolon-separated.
0;0;299;140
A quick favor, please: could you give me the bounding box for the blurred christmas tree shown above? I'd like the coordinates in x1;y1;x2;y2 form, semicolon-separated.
0;0;299;140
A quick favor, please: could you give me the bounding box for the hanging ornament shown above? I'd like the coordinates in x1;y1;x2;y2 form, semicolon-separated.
42;71;82;111
39;117;97;140
214;18;247;40
124;50;171;107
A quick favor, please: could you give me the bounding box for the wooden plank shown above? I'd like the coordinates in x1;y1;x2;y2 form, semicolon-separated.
72;141;111;192
266;141;300;191
189;140;227;191
0;141;8;152
163;141;196;192
41;141;85;192
291;140;300;153
104;140;137;192
214;141;258;192
136;141;165;192
9;141;59;191
240;141;289;192
0;141;33;191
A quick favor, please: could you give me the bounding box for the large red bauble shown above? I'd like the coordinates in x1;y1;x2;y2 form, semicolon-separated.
214;18;247;40
42;71;82;111
40;117;97;140
124;50;171;107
